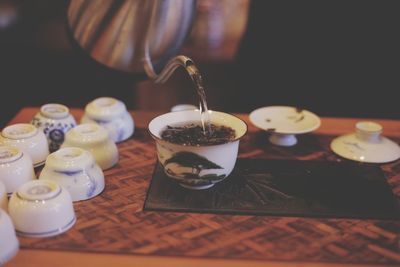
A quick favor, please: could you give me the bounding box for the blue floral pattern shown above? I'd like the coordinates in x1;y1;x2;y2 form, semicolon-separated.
31;115;76;152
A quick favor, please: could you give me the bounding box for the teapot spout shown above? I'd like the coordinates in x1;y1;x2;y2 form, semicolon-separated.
144;55;197;84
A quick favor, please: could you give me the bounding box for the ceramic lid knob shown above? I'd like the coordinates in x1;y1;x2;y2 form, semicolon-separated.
355;121;382;143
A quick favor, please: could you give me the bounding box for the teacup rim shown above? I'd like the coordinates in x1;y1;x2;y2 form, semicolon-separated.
148;110;248;147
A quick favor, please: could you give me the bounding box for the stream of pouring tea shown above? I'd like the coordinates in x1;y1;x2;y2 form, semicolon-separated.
185;63;212;135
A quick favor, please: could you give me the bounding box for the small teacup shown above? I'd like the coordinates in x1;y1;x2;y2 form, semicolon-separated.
0;181;7;211
0;123;49;167
170;104;197;112
148;110;247;190
8;180;76;238
0;209;19;265
0;145;36;196
61;124;118;170
31;103;77;152
39;147;105;201
81;97;134;143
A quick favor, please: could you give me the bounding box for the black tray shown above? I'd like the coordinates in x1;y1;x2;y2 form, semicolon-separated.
144;159;400;220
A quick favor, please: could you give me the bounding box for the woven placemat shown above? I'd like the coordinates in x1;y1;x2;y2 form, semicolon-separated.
19;129;400;265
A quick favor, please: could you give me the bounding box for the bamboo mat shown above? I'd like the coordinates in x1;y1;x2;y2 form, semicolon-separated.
19;129;400;265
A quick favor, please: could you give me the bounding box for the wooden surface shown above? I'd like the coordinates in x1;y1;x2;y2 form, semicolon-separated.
4;107;400;267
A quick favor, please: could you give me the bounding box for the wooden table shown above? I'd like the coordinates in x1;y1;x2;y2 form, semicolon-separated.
4;108;400;267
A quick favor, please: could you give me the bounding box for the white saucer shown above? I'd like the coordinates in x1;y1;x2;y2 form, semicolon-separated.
249;106;321;146
331;121;400;163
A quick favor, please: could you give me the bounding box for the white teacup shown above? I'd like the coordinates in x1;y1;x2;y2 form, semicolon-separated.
0;123;49;167
61;124;118;170
0;181;7;212
31;103;77;152
81;97;134;143
149;110;247;190
9;180;76;238
0;209;19;265
170;104;198;112
0;145;36;196
39;147;105;201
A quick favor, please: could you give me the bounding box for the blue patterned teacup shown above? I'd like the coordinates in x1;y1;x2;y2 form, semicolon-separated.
31;103;76;152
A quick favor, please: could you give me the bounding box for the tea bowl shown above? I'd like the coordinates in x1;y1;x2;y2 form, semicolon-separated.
0;181;7;211
31;103;77;152
0;209;19;265
148;110;247;190
0;123;49;167
8;179;76;237
0;145;36;196
61;123;118;170
39;147;105;201
81;97;134;143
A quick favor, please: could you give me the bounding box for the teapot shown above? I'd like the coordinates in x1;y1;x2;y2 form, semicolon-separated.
67;0;197;83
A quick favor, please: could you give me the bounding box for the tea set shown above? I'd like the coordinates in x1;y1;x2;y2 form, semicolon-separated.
0;96;135;264
1;96;400;265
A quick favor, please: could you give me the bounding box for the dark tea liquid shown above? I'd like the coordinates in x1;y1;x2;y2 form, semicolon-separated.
161;122;236;146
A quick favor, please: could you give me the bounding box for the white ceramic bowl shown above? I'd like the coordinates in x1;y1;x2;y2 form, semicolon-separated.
149;110;247;190
8;180;76;238
61;124;118;170
31;103;77;152
0;145;36;196
0;123;49;167
81;97;134;143
0;209;19;265
0;181;8;212
39;147;105;201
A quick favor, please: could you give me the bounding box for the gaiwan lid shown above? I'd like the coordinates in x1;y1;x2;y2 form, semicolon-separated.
330;121;400;163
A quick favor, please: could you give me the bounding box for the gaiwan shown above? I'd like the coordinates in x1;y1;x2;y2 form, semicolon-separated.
149;110;247;190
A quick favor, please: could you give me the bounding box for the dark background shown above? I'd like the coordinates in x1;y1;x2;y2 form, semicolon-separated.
1;0;399;127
